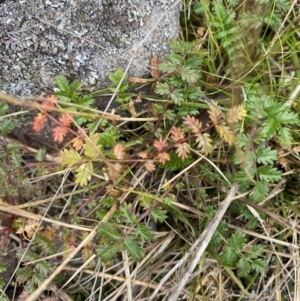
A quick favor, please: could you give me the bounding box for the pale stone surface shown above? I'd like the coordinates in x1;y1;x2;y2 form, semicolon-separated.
0;0;180;96
0;0;180;151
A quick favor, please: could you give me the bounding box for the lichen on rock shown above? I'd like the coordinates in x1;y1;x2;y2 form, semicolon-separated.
0;0;180;96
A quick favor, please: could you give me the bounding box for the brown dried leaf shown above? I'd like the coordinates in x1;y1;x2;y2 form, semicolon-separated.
15;218;40;239
196;27;205;37
127;100;137;117
293;145;300;154
128;76;149;84
108;163;123;181
135;92;142;103
138;151;148;159
150;55;160;79
106;185;121;197
145;160;156;173
114;143;127;160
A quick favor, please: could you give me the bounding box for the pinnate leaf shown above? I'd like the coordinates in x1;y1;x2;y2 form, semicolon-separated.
215;124;235;145
136;224;154;241
196;133;213;155
33;113;47;132
183;115;201;134
208;105;222;125
251;181;269;202
151;208;168;223
226;104;247;124
255;147;277;165
124;236;144;260
52;126;68;142
175;143;190;160
75;161;93;186
99;222;121;240
84;133;100;159
251;258;267;273
157;152;171;165
145;160;156;173
59;113;73;127
170;126;185;141
257;166;281;182
60;149;81;166
153;138;168;152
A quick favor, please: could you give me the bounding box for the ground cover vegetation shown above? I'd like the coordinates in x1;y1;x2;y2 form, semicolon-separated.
1;0;300;300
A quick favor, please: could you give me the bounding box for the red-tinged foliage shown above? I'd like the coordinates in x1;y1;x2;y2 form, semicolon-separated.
153;138;168;152
170;126;185;142
73;137;84;151
43;95;57;109
157;152;170;165
52;126;68;142
33;113;47;132
59;113;73;127
183;115;202;134
175;143;190;160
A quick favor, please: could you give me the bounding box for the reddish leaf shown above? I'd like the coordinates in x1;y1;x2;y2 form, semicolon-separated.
73;137;84;151
183;115;202;134
52;126;68;142
170;126;185;142
59;113;73;127
32;113;46;132
153;138;168;152
157;152;170;165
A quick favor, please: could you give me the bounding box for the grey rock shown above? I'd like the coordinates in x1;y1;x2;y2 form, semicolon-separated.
0;0;180;97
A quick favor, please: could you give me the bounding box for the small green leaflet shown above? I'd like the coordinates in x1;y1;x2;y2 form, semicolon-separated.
255;147;277;165
98;222;121;241
124;236;144;261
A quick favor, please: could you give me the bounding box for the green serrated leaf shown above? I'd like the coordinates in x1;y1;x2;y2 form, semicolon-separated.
151;208;168;223
249;245;263;257
0;102;9;116
155;82;170;96
124;236;144;261
35;261;52;277
136;224;154;241
0;119;14;136
279;127;293;147
250;182;269;202
98;222;121;241
222;247;239;266
16;267;33;281
255;147;277;165
96;244;119;262
180;65;199;83
228;231;245;249
17;249;39;262
251;258;267;273
120;203;138;224
55;74;70;93
257;166;282;182
0;264;6;273
237;257;251;277
109;69;127;84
